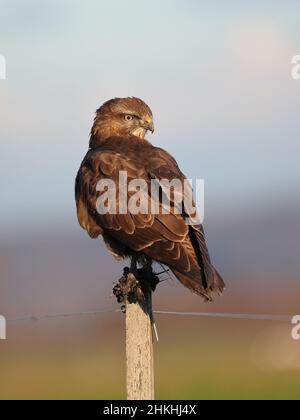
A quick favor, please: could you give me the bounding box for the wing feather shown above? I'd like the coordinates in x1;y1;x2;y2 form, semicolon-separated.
75;136;224;298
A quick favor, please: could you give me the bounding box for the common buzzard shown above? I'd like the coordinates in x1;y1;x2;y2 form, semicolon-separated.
75;97;225;301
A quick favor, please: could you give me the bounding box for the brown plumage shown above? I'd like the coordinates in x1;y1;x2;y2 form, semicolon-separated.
75;97;225;301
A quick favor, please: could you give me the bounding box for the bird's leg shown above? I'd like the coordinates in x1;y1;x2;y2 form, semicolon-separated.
127;254;145;303
139;259;160;292
130;255;138;275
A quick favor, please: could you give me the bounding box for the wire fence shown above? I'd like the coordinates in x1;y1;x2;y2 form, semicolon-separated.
5;262;292;326
6;309;120;324
6;309;293;324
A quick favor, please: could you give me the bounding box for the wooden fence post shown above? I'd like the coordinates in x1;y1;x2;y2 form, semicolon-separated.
126;285;154;400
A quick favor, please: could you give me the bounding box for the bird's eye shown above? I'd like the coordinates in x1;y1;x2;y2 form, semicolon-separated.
124;115;134;122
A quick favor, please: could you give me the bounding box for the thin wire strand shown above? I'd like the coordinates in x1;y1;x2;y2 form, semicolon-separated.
7;309;120;323
153;311;292;323
5;309;292;324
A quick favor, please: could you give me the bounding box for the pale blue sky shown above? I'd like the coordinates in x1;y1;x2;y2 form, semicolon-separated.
0;0;300;238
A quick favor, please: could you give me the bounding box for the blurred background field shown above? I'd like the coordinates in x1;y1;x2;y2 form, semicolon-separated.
0;0;300;399
1;229;300;400
1;313;300;400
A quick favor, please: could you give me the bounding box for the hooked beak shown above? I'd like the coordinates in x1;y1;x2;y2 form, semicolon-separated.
142;116;155;133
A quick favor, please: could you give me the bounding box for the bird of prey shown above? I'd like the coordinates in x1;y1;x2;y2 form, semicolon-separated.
75;97;225;301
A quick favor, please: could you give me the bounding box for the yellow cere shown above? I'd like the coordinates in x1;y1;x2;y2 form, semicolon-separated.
144;115;153;124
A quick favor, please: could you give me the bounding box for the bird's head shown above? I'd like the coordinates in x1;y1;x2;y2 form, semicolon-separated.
90;97;154;147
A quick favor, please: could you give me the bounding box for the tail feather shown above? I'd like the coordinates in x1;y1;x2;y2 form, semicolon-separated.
213;268;225;295
171;267;225;302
